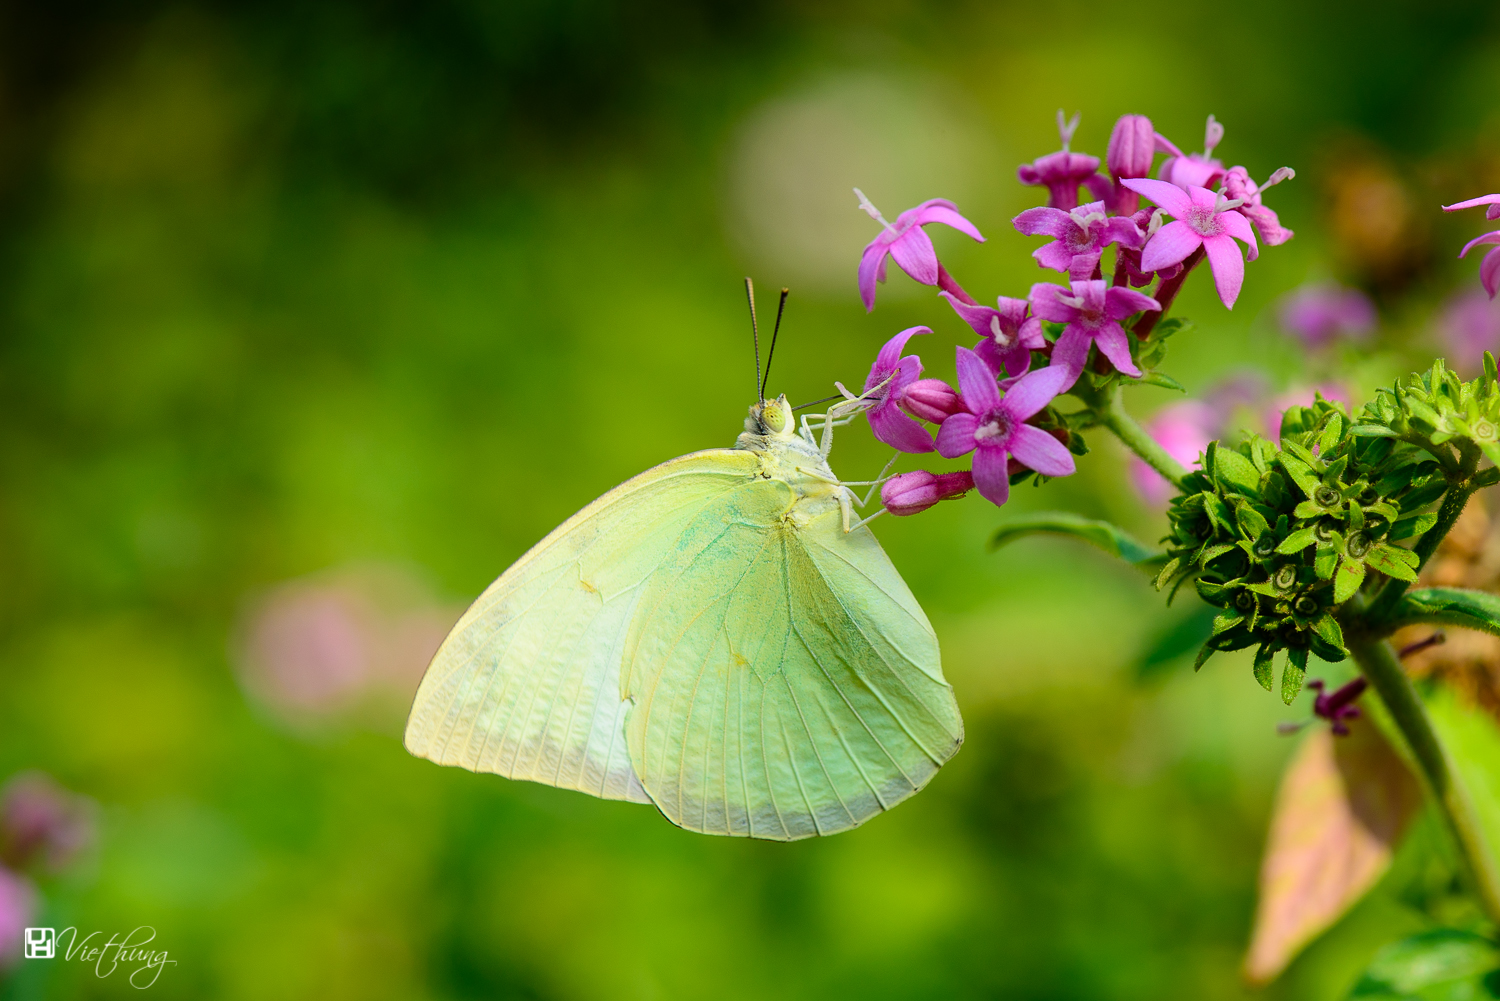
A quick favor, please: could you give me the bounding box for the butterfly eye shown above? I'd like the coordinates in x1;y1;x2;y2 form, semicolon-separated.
763;401;789;434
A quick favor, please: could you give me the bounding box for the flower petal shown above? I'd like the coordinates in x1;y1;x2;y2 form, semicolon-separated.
1049;325;1090;390
910;201;985;242
1202;233;1246;309
1218;208;1260;260
954;345;1001;413
973;338;1005;377
1459;230;1500;258
935;412;979;458
1034;242;1080;273
869;404;936;454
1008;424;1076;477
1104;286;1161;319
1066;248;1105;281
870;325;931;384
1140;220;1202;272
1013;207;1074;239
1443;193;1500;213
1102;216;1144;249
1028;283;1077;323
1120;177;1193;218
887;226;939;285
858;244;886;312
1000;364;1070;422
1093;322;1141;377
1483;245;1500;299
971;445;1011;506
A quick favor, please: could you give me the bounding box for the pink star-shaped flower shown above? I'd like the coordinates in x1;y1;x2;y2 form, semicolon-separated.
1012;200;1144;281
939;292;1045;379
1029;280;1160;388
856;191;984;312
1121;178;1259;309
1224;165;1296;248
862;326;935;453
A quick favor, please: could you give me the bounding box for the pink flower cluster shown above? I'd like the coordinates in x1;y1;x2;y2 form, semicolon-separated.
853;112;1296;513
1444;193;1500;299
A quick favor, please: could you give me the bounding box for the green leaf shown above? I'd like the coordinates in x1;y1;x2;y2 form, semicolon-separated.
1348;929;1500;999
1318;413;1344;456
992;512;1161;566
1215;447;1262;494
1279;455;1321;500
1334;558;1367;604
1127;371;1186;392
1193;642;1215;672
1253;645;1275;692
1237;503;1271;540
1151;317;1192;339
1315;546;1339;580
1349;423;1397;437
1313;613;1345;653
1197;543;1237;567
1366;544;1419;582
1475;466;1500;488
1277;528;1319;555
1389;511;1438;541
1293;499;1327;519
1282;648;1307;705
1386;587;1500;639
1154;556;1183;591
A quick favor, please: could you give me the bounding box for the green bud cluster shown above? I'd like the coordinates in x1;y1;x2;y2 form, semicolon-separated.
1155;358;1500;704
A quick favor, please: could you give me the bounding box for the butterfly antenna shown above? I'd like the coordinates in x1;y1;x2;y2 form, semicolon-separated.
761;287;788;398
744;277;762;405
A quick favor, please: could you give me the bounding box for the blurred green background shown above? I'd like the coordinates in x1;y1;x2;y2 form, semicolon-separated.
3;1;1500;997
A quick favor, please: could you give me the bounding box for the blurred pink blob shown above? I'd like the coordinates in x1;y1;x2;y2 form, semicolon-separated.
237;565;458;727
0;867;35;969
1436;288;1500;375
1265;384;1350;440
1131;400;1219;506
1277;282;1376;349
0;773;95;874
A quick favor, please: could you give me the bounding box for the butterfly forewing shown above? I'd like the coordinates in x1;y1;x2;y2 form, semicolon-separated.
622;486;963;840
404;450;760;802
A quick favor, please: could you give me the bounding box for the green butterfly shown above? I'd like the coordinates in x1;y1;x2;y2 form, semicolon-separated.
404;285;963;839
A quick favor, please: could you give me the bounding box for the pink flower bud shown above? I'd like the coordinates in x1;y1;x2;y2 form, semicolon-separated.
881;470;974;516
900;378;963;423
1106;115;1154;181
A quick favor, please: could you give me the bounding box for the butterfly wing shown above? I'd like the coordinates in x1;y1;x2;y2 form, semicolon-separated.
623;486;963;840
404;449;760;803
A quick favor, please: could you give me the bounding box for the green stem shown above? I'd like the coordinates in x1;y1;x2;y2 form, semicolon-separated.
1345;608;1500;924
1097;382;1188;488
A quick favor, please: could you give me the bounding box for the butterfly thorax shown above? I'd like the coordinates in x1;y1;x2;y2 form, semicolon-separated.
736;395;846;527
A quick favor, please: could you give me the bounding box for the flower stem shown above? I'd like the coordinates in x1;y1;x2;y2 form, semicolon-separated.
1345;617;1500;923
1133;246;1206;338
1096;382;1187;487
937;264;977;305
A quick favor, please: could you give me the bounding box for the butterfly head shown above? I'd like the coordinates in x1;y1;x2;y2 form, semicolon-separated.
746;394;796;440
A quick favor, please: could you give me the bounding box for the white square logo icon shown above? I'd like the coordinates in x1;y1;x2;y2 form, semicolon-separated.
24;928;55;959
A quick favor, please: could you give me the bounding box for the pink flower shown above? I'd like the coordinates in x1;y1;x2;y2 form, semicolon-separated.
1129;400;1218;506
881;470;975;516
0;867;35;970
901;378;964;423
1223;165;1296;247
1154;116;1227;189
1029;280;1159;387
1;773;95;873
1122;179;1259;309
1012;200;1144;281
1106;114;1155;214
863;326;936;453
939;292;1045;378
934;349;1074;506
1113;209;1182;288
1277;282;1375;349
1308;678;1366;736
1017;111;1109;210
855;190;984;311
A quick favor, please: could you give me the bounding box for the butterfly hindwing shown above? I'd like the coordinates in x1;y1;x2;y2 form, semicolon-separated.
622;486;963;840
403;450;760;802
